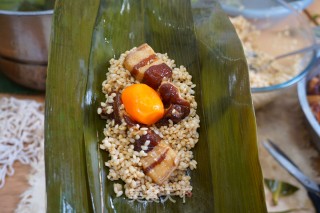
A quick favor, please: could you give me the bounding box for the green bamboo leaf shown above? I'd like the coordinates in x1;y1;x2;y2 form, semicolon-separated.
45;0;100;212
83;1;145;212
265;179;299;205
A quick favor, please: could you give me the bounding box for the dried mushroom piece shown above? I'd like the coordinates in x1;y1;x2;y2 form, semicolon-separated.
143;63;172;89
98;92;123;125
157;82;190;125
163;104;190;124
158;82;190;107
134;129;161;153
123;114;138;127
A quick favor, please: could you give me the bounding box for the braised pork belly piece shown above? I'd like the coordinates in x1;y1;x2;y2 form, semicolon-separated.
123;43;172;89
141;141;179;185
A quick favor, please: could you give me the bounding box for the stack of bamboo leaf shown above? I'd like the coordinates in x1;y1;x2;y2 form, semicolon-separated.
45;0;267;212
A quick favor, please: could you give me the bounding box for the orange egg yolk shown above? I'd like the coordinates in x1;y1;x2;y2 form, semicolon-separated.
121;84;164;125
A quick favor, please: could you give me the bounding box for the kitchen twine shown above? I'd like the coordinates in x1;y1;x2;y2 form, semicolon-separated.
0;97;45;212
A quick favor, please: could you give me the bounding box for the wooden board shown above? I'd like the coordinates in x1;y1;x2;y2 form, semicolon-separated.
1;163;31;213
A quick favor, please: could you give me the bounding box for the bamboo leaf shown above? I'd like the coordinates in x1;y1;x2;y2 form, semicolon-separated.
83;1;145;212
45;0;100;212
264;179;299;205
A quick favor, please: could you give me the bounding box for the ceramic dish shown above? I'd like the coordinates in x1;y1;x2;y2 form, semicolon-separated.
298;59;320;151
220;0;313;19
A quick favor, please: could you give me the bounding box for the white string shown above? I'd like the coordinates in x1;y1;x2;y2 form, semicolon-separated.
15;139;46;213
0;97;44;189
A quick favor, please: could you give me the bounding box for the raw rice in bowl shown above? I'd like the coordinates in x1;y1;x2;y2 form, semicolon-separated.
230;14;316;109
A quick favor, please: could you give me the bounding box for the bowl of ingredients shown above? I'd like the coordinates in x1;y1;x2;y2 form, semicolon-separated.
228;2;317;109
0;0;54;90
298;62;320;151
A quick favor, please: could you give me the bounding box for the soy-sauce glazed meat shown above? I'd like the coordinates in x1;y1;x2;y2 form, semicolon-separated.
307;75;320;123
98;44;199;201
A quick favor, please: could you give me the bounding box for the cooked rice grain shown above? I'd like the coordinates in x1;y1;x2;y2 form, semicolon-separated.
99;47;200;201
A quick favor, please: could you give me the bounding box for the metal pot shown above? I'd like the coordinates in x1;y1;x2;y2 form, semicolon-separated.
0;56;47;90
0;9;53;91
0;10;53;64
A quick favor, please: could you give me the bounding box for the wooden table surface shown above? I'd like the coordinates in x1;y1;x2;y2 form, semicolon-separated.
0;1;320;213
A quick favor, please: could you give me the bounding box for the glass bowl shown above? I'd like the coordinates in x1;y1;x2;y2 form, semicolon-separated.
220;0;318;109
221;0;313;19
